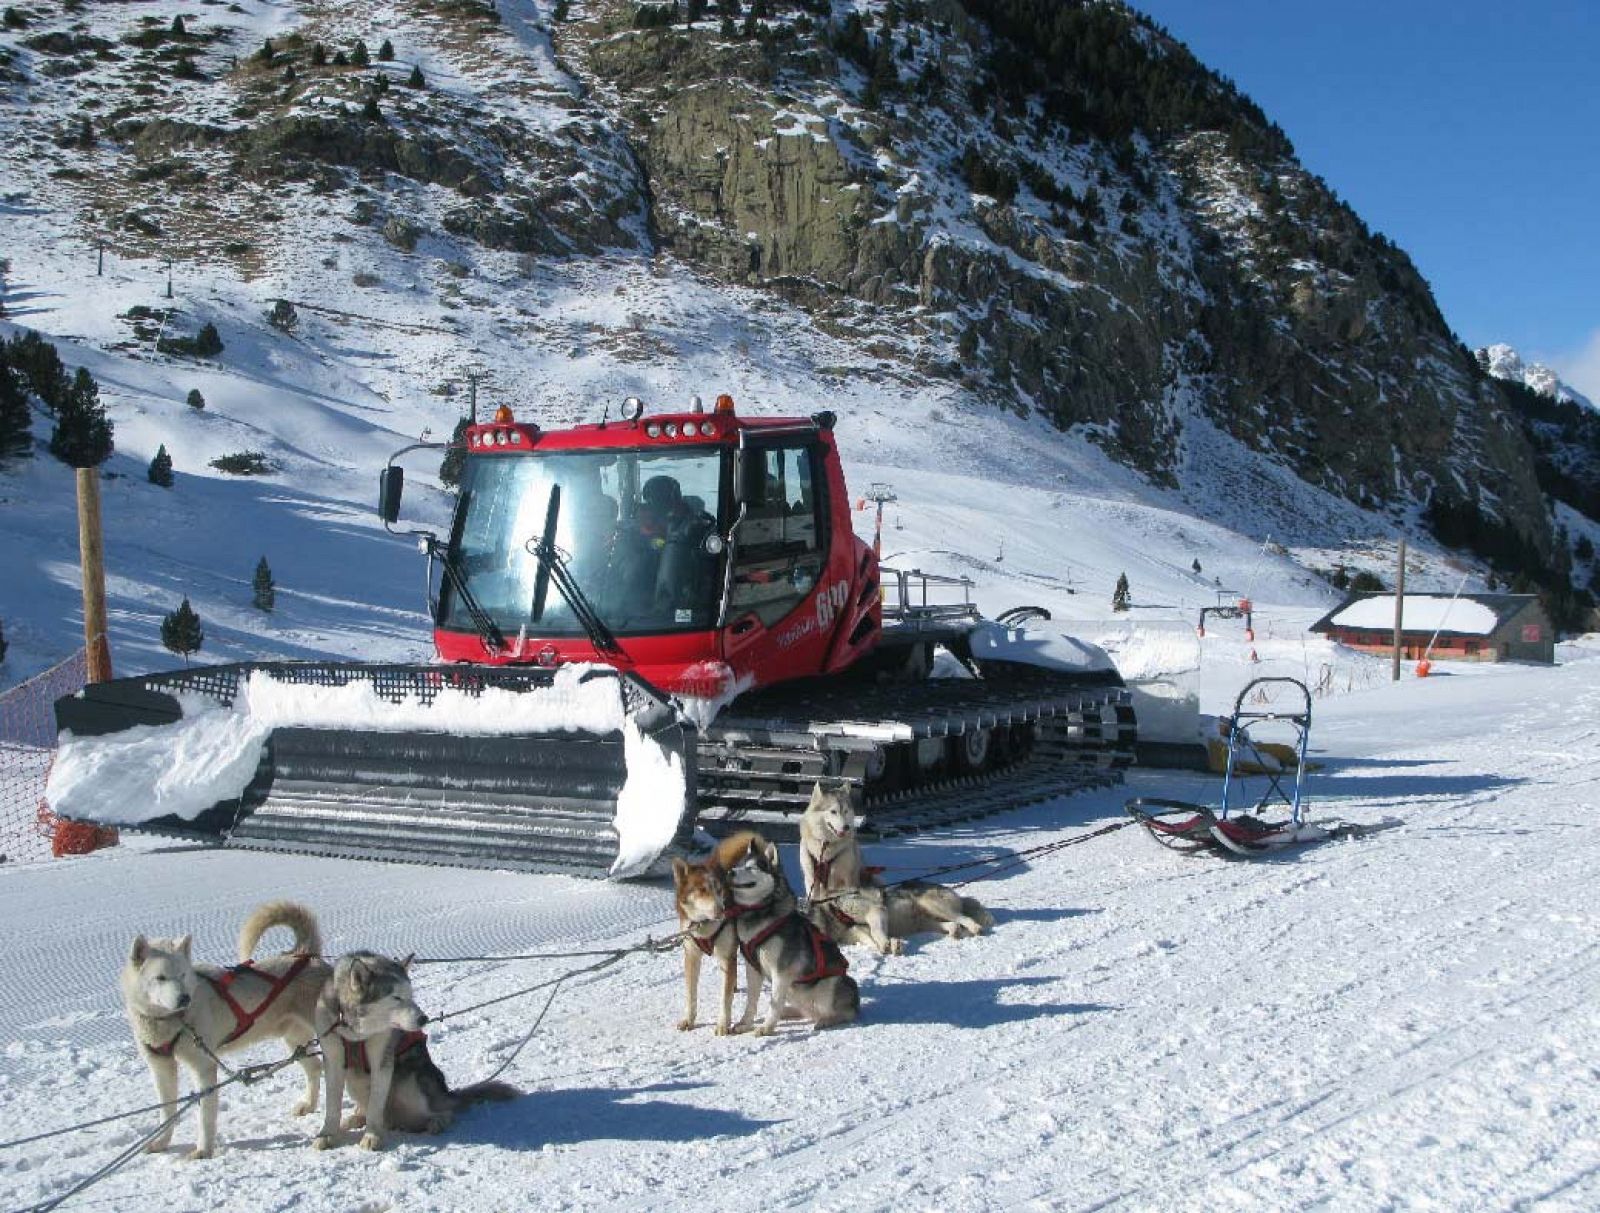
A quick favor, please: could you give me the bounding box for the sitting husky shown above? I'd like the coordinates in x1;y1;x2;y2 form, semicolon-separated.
313;952;516;1151
801;781;995;952
120;901;329;1159
723;833;859;1034
671;832;763;1035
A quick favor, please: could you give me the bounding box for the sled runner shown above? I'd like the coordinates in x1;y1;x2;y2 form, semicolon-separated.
1126;677;1328;857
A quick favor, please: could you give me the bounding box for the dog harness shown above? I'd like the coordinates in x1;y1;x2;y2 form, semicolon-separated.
207;955;314;1046
689;901;764;955
341;1030;427;1075
804;849;886;930
739;912;849;986
143;955;313;1057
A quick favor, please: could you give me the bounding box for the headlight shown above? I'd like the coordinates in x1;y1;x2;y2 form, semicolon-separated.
509;430;522;445
664;421;680;438
645;422;661;438
703;533;726;555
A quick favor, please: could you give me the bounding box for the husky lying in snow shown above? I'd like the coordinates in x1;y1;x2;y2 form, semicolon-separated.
120;901;329;1159
722;832;860;1034
671;832;763;1035
801;782;995;953
314;952;516;1151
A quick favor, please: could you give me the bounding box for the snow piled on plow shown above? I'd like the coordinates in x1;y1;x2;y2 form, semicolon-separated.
45;667;686;870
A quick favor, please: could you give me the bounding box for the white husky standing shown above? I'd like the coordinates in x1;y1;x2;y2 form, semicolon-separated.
120;901;328;1159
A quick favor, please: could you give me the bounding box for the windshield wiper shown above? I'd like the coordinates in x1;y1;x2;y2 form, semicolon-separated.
435;537;506;654
526;486;624;658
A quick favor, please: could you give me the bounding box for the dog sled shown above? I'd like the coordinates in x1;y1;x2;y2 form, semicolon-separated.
1125;677;1338;856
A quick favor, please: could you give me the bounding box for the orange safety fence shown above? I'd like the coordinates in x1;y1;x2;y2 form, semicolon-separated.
0;650;118;864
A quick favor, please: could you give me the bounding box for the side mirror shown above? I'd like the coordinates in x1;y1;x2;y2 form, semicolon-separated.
378;466;404;525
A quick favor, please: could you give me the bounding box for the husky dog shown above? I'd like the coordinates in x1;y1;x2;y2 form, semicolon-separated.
121;901;328;1160
810;880;995;950
313;952;516;1151
798;781;870;897
671;832;763;1035
801;780;993;951
723;834;859;1034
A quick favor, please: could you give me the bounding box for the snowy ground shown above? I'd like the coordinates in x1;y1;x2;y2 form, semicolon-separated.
3;643;1598;1212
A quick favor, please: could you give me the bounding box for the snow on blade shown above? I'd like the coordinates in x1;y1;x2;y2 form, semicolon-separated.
610;717;688;879
46;665;635;826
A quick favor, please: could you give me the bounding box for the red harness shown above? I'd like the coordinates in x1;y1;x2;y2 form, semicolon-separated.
806;849;886;930
739;912;850;986
207;955;314;1045
690;901;765;955
145;955;312;1057
341;1030;427;1074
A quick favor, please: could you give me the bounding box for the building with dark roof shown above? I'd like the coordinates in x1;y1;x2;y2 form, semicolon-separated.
1309;593;1553;664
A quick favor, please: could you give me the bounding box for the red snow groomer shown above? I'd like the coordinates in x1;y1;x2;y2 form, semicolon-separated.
55;396;1134;877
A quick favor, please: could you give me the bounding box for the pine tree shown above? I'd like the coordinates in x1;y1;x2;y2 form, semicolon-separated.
0;350;30;459
252;557;276;612
0;615;7;665
352;39;370;67
194;322;223;357
76;116;93;149
48;367;114;467
1191;557;1201;575
1112;572;1130;612
171;14;186;36
257;37;275;62
362;94;382;121
685;0;705;23
407;64;425;88
378;38;394;60
160;598;204;663
551;0;569;20
147;443;174;487
186;387;205;410
333;49;349;67
439;414;471;488
311;43;327;67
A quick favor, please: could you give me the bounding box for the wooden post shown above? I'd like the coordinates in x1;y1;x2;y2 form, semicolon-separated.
1392;535;1407;682
76;468;113;683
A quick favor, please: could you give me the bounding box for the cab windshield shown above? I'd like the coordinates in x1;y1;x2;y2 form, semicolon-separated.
442;447;726;637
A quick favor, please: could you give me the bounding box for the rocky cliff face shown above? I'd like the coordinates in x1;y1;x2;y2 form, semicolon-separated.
0;0;1567;566
558;0;1554;558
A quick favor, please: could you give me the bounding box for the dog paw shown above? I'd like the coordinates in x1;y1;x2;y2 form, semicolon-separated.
184;1146;214;1161
424;1116;451;1134
341;1113;366;1132
753;1024;775;1038
675;1017;695;1032
359;1132;385;1152
293;1099;317;1117
143;1138;172;1155
882;939;905;955
312;1133;339;1151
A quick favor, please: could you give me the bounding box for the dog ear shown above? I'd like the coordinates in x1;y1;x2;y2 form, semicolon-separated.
400;953;415;972
762;839;780;868
176;935;192;958
129;935;148;965
671;856;689;883
807;781;827;810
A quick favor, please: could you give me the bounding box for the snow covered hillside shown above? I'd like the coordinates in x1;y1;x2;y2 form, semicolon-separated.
2;642;1598;1211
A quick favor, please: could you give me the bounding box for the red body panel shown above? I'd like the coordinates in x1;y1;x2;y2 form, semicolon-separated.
433;408;882;697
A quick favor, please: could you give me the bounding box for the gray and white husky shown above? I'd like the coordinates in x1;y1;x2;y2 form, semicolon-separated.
801;781;995;952
313;951;516;1151
120;901;329;1159
724;833;860;1034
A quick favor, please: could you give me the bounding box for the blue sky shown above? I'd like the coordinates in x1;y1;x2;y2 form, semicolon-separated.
1128;1;1600;399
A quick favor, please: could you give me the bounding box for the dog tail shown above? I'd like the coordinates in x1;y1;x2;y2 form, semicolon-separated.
959;898;995;932
238;900;323;961
453;1080;520;1107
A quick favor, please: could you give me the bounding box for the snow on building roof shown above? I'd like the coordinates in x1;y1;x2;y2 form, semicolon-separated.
1314;593;1540;637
